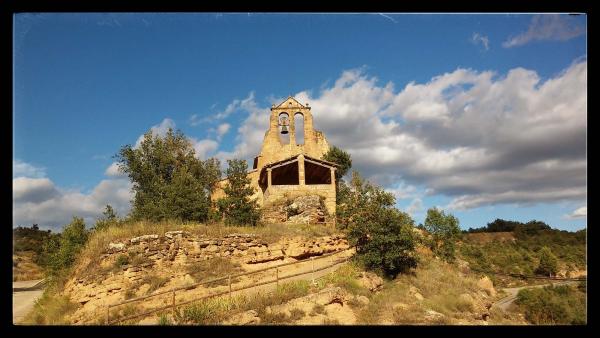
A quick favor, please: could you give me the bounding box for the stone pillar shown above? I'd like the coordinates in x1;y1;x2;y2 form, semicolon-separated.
267;168;272;187
298;154;305;186
330;167;336;187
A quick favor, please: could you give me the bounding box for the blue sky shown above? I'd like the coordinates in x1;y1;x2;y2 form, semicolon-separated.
13;13;587;231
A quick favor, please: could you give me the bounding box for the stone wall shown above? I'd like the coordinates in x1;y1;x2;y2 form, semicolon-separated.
64;231;349;324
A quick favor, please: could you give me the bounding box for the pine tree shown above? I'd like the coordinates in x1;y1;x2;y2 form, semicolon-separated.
217;159;261;226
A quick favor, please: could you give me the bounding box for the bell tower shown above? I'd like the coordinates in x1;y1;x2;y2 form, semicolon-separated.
255;96;330;170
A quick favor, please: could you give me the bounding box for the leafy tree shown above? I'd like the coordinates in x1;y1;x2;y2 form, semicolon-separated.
46;217;89;276
92;205;119;232
116;128;221;222
216;159;261;226
323;145;352;201
338;171;418;277
424;207;461;262
536;246;559;276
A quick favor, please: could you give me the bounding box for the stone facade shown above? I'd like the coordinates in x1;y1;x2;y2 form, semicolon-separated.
211;96;337;219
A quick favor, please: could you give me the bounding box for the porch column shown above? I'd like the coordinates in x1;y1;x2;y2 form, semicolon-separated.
267;168;272;187
298;154;305;186
330;167;336;187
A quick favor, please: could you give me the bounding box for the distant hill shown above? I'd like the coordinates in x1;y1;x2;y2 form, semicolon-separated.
458;220;586;286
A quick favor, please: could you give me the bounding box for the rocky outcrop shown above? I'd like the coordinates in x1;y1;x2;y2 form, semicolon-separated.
262;195;329;224
64;231;350;324
358;272;383;292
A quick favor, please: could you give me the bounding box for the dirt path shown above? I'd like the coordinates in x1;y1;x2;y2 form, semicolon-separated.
13;279;46;324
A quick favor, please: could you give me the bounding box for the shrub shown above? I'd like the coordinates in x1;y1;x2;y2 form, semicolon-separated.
338;172;418;277
114;254;130;269
516;284;586;324
45;217;89;276
535;246;558;277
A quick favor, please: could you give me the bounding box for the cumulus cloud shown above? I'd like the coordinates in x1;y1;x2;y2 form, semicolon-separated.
216;123;231;140
224;60;586;210
13;177;60;203
13;177;133;230
471;32;490;51
565;206;587;219
134;118;176;148
105;162;125;177
503;14;585;48
13;159;46;178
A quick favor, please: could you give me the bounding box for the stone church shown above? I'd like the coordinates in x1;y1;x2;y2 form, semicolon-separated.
211;96;338;219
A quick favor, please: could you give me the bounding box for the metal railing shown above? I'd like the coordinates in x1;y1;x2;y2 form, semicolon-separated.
104;247;354;324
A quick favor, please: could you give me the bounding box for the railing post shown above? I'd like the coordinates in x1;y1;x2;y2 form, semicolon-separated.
106;305;110;325
172;290;176;318
228;275;232;301
311;257;315;284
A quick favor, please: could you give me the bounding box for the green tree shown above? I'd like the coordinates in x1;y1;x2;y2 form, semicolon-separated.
216;159;261;226
116;128;221;222
47;217;89;276
323;146;352;201
92;205;119;232
423;207;461;262
536;246;559;276
338;171;418;277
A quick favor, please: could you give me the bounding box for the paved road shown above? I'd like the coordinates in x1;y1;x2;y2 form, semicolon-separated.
492;281;578;311
13;279;46;324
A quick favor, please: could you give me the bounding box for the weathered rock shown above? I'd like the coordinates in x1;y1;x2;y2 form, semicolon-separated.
130;235;159;244
392;302;408;311
359;272;383;292
413;292;424;301
424;309;445;321
223;310;261;325
165;230;189;239
108;242;126;252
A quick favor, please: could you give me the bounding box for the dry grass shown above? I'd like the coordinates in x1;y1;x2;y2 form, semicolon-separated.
186;257;244;286
23;292;78;325
175;280;311;324
13;251;44;281
355;256;486;324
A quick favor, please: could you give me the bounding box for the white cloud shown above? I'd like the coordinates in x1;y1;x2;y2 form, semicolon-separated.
13;177;59;203
13;159;46;178
134;118;176;148
189;114;201;126
471;32;490;51
105;162;125;177
216;123;231;140
503;14;585;48
565;206;587;219
13;176;133;230
191;138;219;160
223;60;586;210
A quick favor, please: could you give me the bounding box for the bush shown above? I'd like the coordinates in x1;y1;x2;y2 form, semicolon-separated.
45;217;89;276
338;171;418;277
535;246;558;277
516;284;586;324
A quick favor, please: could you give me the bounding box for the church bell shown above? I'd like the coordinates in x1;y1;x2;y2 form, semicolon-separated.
281;125;289;134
